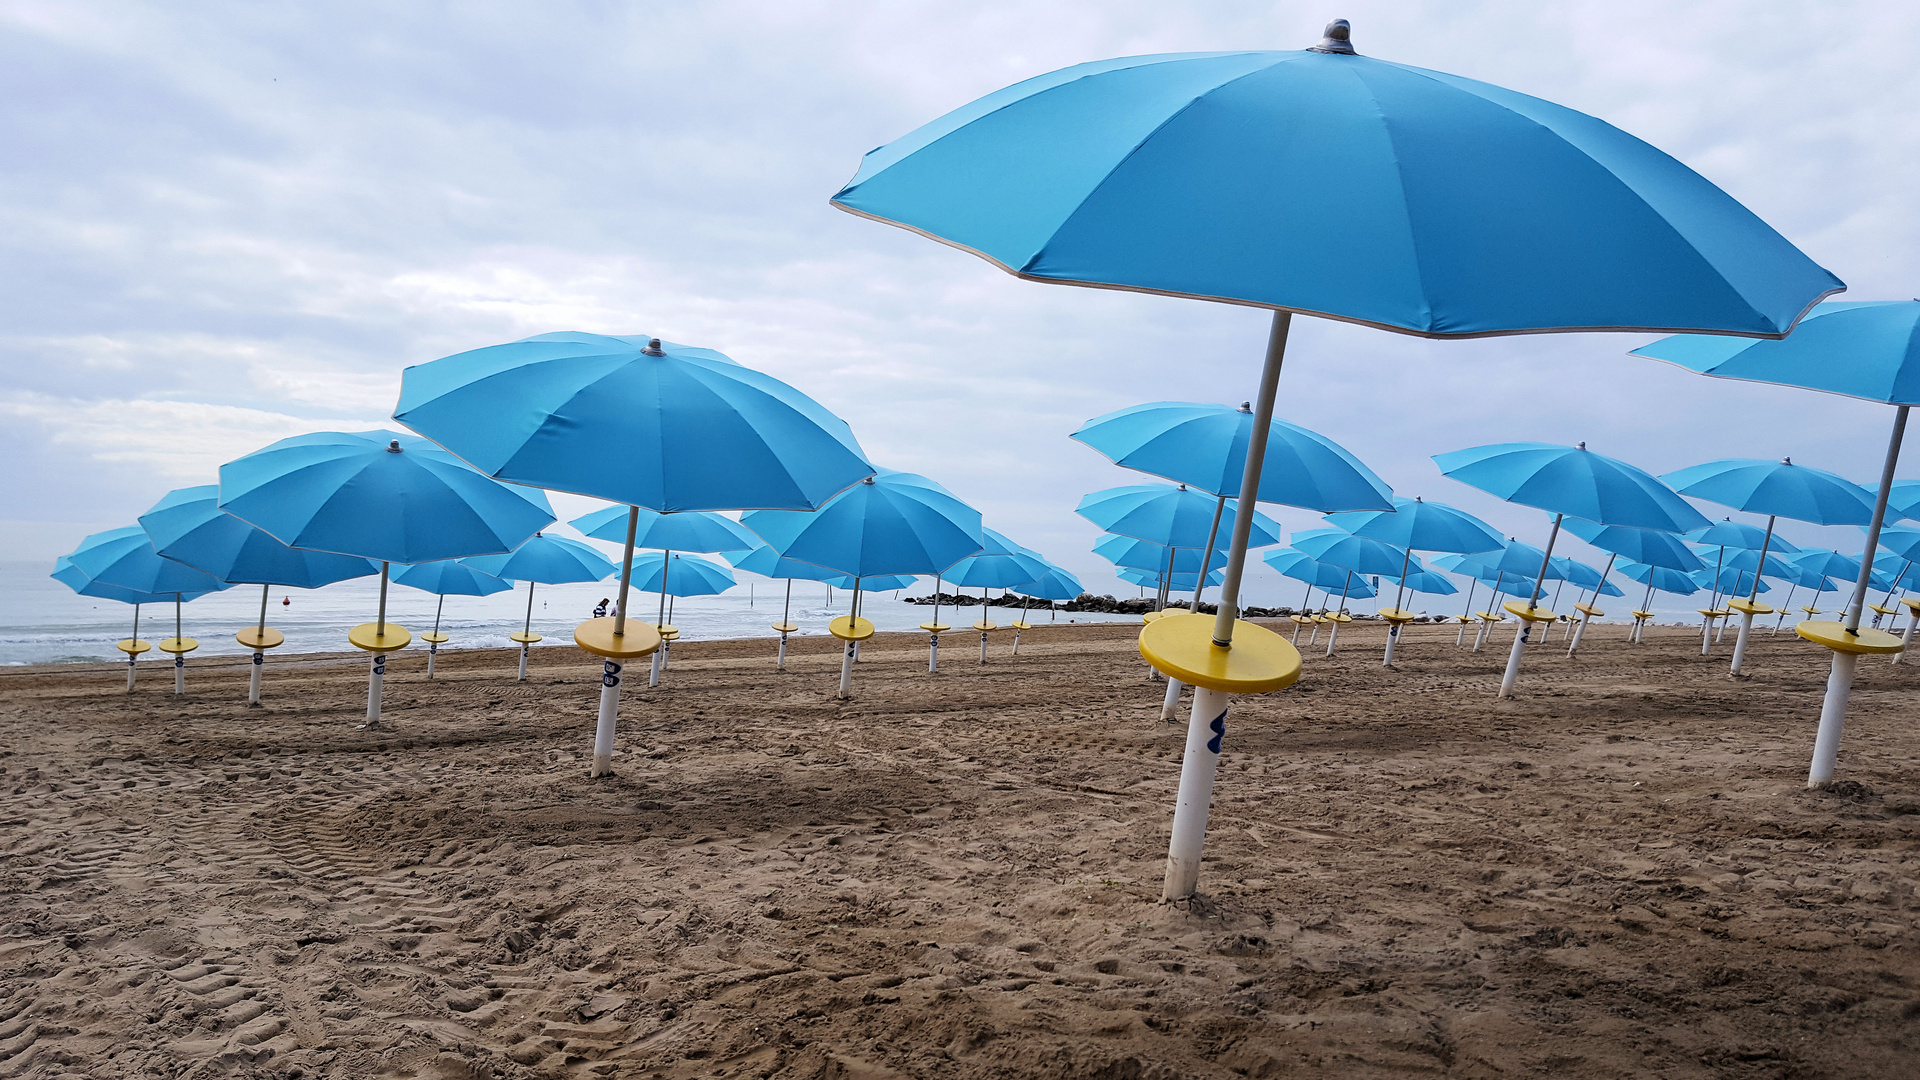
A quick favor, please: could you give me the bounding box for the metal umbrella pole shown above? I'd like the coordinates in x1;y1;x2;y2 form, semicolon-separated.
1474;573;1508;652
1162;494;1226;718
1291;581;1312;644
173;593;186;694
776;578;794;671
518;580;537;681
428;594;445;678
1729;516;1777;675
1456;577;1477;646
1771;580;1797;635
1568;553;1616;656
248;584;269;704
1325;571;1354;657
650;551;673;687
126;603;141;692
1498;514;1563;699
1382;544;1414;666
1701;545;1726;655
1808;407;1910;788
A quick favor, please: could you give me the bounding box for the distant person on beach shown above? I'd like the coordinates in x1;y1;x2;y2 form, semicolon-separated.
594;597;609;618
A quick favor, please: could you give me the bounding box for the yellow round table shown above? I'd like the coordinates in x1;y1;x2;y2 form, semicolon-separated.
1870;603;1899;618
348;623;409;653
1322;612;1353;624
1143;610;1170;625
1696;608;1722;620
1378;607;1418;624
1796;621;1905;655
1475;610;1503;623
1502;601;1555;623
116;638;151;657
918;621;950;633
1727;597;1772;617
573;617;661;660
656;624;680;642
158;636;199;655
972;619;998;632
421;631;450;645
235;627;284;650
1800;606;1822;616
1288;614;1315;626
1138;612;1301;694
829;615;875;642
1631;609;1655;620
1904;599;1920;615
510;630;543;645
771;621;799;634
1574;602;1603;618
1010;619;1032;630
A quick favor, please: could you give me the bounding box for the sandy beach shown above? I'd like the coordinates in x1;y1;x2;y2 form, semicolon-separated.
3;620;1919;1078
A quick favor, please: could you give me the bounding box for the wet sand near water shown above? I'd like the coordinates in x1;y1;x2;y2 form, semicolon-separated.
3;619;1919;1078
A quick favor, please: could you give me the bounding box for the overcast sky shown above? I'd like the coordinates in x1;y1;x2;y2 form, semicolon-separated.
5;1;1917;605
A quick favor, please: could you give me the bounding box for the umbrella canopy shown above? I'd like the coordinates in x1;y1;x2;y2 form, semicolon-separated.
1435;443;1709;534
1548;556;1625;595
741;469;984;578
1662;457;1876;526
1618;561;1703;597
628;552;736;597
53;556;216;606
1872;525;1920;563
1071;401;1391;510
1288;527;1418;577
1697;567;1773;596
1717;547;1802;579
1262;548;1370;592
139;485;378;588
1787;549;1863;585
1396;569;1459;597
1094;534;1226;575
721;543;845;582
824;573;918;592
465;533;617;585
1076;483;1280;550
65;526;232;596
1684;520;1798;552
1632;300;1920;406
1444;541;1557;581
1868;552;1920;591
1562;517;1706;573
219;430;555;564
571;506;761;553
392;560;514;597
394;332;873;512
832;27;1840;339
945;528;1051;589
1018;565;1085;601
1430;552;1543;593
1324;495;1503;554
1882;480;1920;521
1118;565;1227;592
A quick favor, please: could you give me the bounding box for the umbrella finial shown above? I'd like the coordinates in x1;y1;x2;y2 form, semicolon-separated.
386;439;402;453
1238;401;1252;413
1577;441;1587;451
643;338;665;356
1309;18;1355;54
862;475;876;484
1783;456;1792;465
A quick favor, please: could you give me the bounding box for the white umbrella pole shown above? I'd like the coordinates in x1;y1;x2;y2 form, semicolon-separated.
1307;590;1323;646
778;578;792;671
979;587;990;663
366;562;390;725
1474;577;1504;651
1898;604;1919;664
1569;553;1614;656
650;550;672;687
929;574;942;673
519;581;536;681
1773;581;1796;635
1326;572;1352;657
1499;516;1561;699
1457;578;1477;646
248;583;269;705
592;506;639;778
1730;516;1776;675
1164;310;1288;902
1291;582;1310;644
1383;546;1412;666
127;603;139;692
838;578;861;698
1810;406;1908;787
428;593;444;678
172;593;185;694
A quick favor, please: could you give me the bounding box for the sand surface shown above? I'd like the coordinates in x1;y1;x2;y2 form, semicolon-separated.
3;618;1920;1079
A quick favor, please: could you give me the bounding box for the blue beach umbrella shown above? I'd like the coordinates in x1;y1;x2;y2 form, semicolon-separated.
835;17;1841;900
744;470;984;693
141;484;379;702
720;542;845;667
62;527;231;693
1262;548;1364;593
466;534;617;681
629;551;736;597
1684;519;1794;551
1880;480;1920;521
938;528;1050;658
1618;560;1703;637
392;559;515;676
1437;441;1708;697
1697;567;1773;597
219;429;556;727
571;506;761;554
1549;557;1625;596
1323;494;1501;661
1119;565;1228;593
52;555;217;692
1562;517;1706;573
1663;456;1875;672
1018;564;1086;623
1396;569;1459;597
1289;528;1418;577
1631;300;1920;786
1072;401;1392;511
1094;534;1226;576
396;332;875;777
1076;483;1280;559
825;573;917;593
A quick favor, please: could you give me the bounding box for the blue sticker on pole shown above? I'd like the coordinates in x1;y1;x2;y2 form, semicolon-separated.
1205;710;1226;755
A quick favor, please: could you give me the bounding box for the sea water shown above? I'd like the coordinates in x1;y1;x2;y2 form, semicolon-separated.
0;561;1135;666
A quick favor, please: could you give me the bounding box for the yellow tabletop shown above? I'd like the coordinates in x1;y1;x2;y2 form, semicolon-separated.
573;617;661;659
1796;620;1905;655
919;622;951;633
1455;615;1472;624
1904;599;1920;614
972;620;998;631
510;631;543;644
830;615;875;641
1574;602;1603;618
1378;607;1417;623
1727;598;1772;616
116;638;151;656
1800;606;1822;615
1138;612;1301;695
1870;603;1899;616
1696;609;1721;619
1322;612;1353;624
1631;610;1655;619
1010;619;1032;630
234;626;285;650
1503;601;1555;623
656;624;680;641
1288;614;1314;625
348;623;410;653
421;631;449;644
158;636;199;655
771;621;799;634
1142;610;1170;625
1476;611;1502;622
